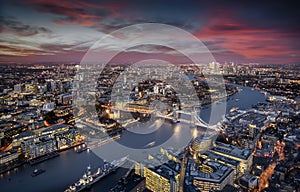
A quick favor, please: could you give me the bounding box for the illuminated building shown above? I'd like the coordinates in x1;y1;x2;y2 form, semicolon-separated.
199;151;241;179
12;131;35;148
54;106;71;117
248;123;258;138
14;84;22;93
187;135;236;191
160;148;181;163
24;84;37;94
267;95;286;102
0;149;19;165
154;84;159;94
55;128;80;150
0;131;3;147
57;94;72;105
42;102;55;112
135;158;180;192
29;98;42;107
2;124;24;138
239;174;258;189
190;160;234;192
190;135;214;153
208;62;220;74
143;164;180;192
210;142;253;175
134;161;144;176
28;120;44;131
134;147;184;192
21;135;57;159
40;124;69;136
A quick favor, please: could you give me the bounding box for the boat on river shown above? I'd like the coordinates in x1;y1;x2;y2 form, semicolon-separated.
31;169;45;177
64;156;128;192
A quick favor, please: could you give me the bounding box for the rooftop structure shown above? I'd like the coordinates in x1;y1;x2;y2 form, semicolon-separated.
210;142;253;175
211;142;251;161
190;159;234;192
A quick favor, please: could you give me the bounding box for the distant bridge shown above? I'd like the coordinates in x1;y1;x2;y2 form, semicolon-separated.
155;109;220;132
105;104;221;131
103;104;155;114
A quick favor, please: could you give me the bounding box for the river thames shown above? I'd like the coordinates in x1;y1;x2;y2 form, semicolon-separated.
0;85;267;192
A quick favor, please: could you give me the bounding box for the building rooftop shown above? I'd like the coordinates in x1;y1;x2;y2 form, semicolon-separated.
13;131;35;140
240;174;257;183
217;184;239;192
111;174;145;192
202;151;240;166
41;124;68;133
147;162;179;181
0;149;18;158
210;142;251;160
191;159;234;184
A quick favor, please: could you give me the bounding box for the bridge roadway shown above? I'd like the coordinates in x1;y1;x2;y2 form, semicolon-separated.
102;105;155;114
102;103;220;131
156;110;220;131
82;103;220;132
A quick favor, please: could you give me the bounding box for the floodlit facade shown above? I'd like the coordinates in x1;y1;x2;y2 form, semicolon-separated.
210;142;253;175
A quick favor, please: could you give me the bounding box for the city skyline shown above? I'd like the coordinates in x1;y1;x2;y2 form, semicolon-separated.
1;0;300;64
1;2;300;191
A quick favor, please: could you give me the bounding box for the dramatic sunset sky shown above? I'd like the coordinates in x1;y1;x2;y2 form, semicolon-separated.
1;0;299;64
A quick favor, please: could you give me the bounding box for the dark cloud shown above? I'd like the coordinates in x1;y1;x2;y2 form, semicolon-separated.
210;24;247;32
1;0;299;63
40;44;71;51
17;0;300;35
205;0;300;35
21;0;120;27
0;16;52;36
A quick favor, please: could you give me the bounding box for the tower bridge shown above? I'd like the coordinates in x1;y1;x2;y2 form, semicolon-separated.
106;104;221;192
106;103;221;131
156;109;220;132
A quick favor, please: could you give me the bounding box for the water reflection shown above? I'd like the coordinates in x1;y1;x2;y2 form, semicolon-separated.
1;84;268;192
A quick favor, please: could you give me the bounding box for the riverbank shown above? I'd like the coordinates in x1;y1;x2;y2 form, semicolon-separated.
0;84;268;192
0;160;26;174
0;141;84;174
